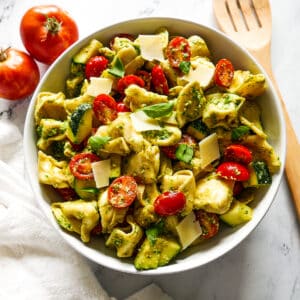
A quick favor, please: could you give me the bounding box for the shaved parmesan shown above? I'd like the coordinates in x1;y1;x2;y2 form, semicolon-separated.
137;34;165;62
199;133;220;168
91;159;111;188
182;59;215;89
86;77;113;97
176;212;202;250
130;110;162;132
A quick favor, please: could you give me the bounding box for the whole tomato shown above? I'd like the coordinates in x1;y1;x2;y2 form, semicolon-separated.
20;5;78;64
0;47;40;100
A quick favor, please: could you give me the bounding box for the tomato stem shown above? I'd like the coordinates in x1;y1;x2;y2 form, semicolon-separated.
0;47;10;62
44;16;62;34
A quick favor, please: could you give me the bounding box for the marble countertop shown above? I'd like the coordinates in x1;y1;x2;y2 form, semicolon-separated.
0;0;299;299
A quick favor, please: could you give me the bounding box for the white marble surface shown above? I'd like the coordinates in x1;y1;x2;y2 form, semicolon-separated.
0;0;299;299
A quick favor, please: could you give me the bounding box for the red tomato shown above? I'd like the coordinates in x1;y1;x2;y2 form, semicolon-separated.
217;162;250;181
108;176;138;208
224;144;252;165
154;191;186;216
69;153;100;180
91;223;102;235
135;70;151;90
0;48;40;100
233;181;244;197
214;58;234;88
109;33;135;49
166;36;191;69
194;209;220;239
55;187;78;201
151;65;169;95
68;138;86;152
117;102;130;112
85;56;108;79
20;5;78;64
93;94;118;124
117;75;145;94
161;134;197;160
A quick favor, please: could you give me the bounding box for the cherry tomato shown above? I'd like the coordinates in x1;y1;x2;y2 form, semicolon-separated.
161;134;197;160
93;94;118;124
109;33;135;49
0;48;40;100
108;176;138;208
55;187;78;201
214;58;234;88
85;56;108;79
151;65;169;95
166;36;191;69
217;162;250;181
117;74;145;94
69;153;100;180
224;144;252;165
91;223;102;235
135;70;151;90
195;209;220;239
154;191;186;216
233;181;244;197
117;102;131;112
20;5;78;64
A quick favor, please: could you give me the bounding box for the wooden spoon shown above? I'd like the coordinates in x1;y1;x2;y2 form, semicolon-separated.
213;0;300;218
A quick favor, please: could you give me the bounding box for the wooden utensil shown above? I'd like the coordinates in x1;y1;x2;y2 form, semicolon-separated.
213;0;300;218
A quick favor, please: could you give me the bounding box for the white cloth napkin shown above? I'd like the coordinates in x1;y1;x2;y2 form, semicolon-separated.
0;118;172;300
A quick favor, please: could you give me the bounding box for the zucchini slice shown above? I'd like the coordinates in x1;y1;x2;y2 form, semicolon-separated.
66;103;93;144
73;39;103;64
246;161;272;187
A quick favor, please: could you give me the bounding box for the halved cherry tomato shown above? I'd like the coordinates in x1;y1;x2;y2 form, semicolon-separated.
93;94;118;124
214;58;234;88
161;134;197;160
117;102;130;112
108;175;138;208
151;65;169;95
69;153;100;180
117;74;145;94
154;191;186;216
166;36;191;69
55;187;78;201
194;209;220;239
85;56;108;79
135;70;151;90
224;144;252;165
109;33;135;49
217;162;250;181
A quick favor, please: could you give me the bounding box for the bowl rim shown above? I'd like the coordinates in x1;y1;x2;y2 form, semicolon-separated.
23;16;286;275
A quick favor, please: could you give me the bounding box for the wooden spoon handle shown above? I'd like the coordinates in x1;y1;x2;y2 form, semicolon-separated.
272;77;300;219
251;45;300;218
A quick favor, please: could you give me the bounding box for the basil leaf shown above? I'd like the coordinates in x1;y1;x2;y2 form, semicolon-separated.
81;187;99;194
179;61;191;74
107;57;125;77
146;220;165;246
175;144;194;163
232;125;250;140
88;136;111;153
142;102;174;118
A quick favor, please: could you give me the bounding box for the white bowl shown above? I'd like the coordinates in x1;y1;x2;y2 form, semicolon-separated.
24;17;286;275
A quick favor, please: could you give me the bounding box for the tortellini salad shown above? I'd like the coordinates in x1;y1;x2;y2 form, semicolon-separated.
34;28;280;270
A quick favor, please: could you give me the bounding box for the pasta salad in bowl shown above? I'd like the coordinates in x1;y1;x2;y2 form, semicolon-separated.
24;18;285;274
